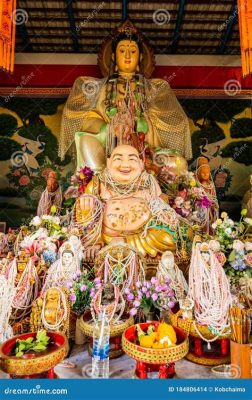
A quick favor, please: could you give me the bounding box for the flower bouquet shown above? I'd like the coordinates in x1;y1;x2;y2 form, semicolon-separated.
125;277;175;321
63;166;94;211
158;170;213;226
210;211;252;284
68;271;101;315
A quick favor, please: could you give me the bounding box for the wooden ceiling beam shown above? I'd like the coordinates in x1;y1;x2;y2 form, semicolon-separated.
218;0;238;54
65;0;79;52
171;0;186;53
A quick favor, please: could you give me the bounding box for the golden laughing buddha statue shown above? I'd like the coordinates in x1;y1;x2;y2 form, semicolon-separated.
73;144;178;259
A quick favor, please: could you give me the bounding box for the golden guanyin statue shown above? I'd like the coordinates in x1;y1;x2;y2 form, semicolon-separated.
73;144;178;259
59;20;192;170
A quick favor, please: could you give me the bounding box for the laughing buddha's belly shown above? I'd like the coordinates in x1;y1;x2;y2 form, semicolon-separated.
102;197;151;236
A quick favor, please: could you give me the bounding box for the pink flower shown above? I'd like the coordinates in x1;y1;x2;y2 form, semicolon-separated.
215;251;226;266
146;291;151;298
233;240;245;252
130;308;137;316
155;285;162;293
65;281;72;289
133;300;140;307
245;253;252;267
76;270;81;277
19;175;30;186
69;293;76;302
245;242;252;252
80;285;87;292
161;284;168;291
151;277;158;285
136;281;142;288
168;301;175;309
94;277;101;284
124;288;130;295
209;240;221;252
13;169;21;176
151;293;158;301
127;293;134;301
142;287;147;293
145;282;151;289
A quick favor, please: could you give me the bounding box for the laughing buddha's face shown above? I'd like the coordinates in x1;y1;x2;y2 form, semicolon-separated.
107;145;143;184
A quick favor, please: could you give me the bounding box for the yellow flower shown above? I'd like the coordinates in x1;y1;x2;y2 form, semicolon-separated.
189;179;197;187
241;209;248;216
216;218;222;226
79;172;85;180
50;205;57;214
221;212;228;219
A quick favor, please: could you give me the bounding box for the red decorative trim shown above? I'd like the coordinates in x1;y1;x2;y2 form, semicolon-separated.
1;65;252;89
0;87;252;98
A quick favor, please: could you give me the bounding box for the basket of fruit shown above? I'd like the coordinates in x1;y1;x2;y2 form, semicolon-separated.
122;321;188;365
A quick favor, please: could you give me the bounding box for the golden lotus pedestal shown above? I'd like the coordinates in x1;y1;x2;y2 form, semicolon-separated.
0;332;69;379
122;322;189;379
79;312;134;359
169;311;231;366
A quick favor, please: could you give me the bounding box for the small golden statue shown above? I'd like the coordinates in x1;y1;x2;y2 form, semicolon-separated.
30;287;70;337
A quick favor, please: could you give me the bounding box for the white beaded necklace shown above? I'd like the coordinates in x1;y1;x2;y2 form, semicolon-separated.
12;259;40;320
0;259;16;342
188;242;232;342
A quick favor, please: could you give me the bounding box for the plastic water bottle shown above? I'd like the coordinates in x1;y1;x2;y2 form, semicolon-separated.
91;311;110;378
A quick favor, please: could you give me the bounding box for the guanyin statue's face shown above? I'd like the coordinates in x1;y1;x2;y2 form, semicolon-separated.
116;39;140;74
62;250;74;268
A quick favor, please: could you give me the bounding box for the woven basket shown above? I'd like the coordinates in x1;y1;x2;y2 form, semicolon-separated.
79;313;134;338
169;310;231;340
122;322;189;365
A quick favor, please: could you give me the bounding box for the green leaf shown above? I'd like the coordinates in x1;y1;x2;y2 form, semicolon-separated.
228;250;236;262
136;117;148;134
147;325;154;335
106;107;117;118
25;337;34;344
16;351;24;357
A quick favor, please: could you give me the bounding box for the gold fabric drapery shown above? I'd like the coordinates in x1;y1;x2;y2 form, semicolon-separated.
237;0;252;77
59;77;192;161
0;0;16;73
